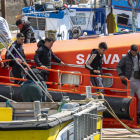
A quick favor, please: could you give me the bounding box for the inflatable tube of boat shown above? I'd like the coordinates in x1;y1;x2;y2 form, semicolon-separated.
102;96;132;120
0;85;21;102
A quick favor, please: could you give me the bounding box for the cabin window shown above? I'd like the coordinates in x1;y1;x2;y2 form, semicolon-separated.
28;17;45;30
61;72;82;85
70;13;86;25
102;73;113;87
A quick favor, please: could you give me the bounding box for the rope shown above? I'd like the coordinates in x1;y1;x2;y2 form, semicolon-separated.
6;100;14;112
57;100;67;113
71;98;140;135
102;99;140;135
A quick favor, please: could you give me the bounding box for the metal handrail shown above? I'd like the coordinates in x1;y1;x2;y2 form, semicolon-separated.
0;59;131;96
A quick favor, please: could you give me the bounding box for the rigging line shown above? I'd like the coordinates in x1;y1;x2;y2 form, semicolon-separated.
0;33;53;101
0;32;54;102
1;40;53;102
0;40;51;101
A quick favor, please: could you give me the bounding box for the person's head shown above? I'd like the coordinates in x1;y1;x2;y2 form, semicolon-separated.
16;19;24;30
130;44;138;57
44;37;55;49
98;42;108;55
16;33;24;45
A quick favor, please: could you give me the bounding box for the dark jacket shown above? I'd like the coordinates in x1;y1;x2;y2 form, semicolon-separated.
34;40;61;74
5;41;26;67
85;49;103;75
20;69;47;102
20;21;36;44
20;80;47;102
116;50;140;85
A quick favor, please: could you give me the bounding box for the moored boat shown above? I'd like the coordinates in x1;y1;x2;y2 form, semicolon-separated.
0;32;140;129
0;98;106;140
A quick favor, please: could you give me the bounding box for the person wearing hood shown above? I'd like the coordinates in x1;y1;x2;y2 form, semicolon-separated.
34;37;66;82
116;44;140;117
16;19;36;44
20;69;47;102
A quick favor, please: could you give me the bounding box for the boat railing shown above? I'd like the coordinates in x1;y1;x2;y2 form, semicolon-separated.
0;59;131;97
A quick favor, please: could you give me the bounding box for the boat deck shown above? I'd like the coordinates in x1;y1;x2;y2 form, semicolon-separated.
103;128;140;140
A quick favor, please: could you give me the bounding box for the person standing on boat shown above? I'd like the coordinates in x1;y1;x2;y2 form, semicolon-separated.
16;19;36;44
85;42;108;94
34;37;66;82
5;33;26;84
116;44;140;116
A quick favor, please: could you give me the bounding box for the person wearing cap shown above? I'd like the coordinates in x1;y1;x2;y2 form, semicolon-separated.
116;44;140;116
20;69;47;102
34;37;66;82
16;19;36;44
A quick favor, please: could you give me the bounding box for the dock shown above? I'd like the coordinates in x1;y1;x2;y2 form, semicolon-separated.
103;128;140;140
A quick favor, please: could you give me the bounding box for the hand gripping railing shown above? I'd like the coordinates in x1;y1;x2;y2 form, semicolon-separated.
21;63;131;96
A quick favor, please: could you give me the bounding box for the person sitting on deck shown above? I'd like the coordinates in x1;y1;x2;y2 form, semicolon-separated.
20;69;47;102
85;42;108;94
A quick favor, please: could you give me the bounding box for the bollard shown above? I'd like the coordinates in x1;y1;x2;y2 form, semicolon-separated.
34;101;41;120
86;86;92;99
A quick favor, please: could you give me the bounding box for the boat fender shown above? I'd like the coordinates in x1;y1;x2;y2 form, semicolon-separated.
102;96;132;120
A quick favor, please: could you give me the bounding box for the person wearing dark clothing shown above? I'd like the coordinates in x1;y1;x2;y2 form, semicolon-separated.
16;19;36;44
20;69;47;102
5;33;26;84
116;44;140;115
34;37;66;82
85;42;108;93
